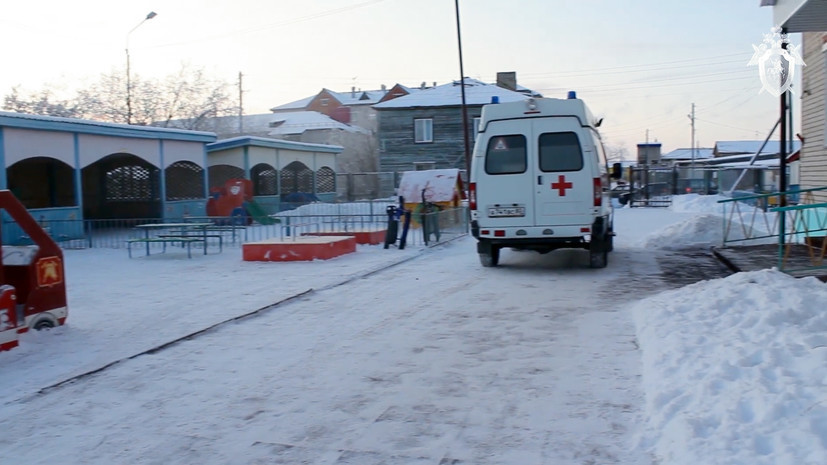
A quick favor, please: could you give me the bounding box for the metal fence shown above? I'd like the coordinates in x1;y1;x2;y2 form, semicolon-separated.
718;186;827;274
4;203;469;252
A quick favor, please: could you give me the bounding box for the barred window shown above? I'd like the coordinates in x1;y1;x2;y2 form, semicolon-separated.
208;165;245;190
316;166;335;193
251;163;278;196
280;161;314;195
165;161;205;200
106;165;157;201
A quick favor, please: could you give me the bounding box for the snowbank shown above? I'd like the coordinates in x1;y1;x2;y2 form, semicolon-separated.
633;194;776;249
631;269;827;465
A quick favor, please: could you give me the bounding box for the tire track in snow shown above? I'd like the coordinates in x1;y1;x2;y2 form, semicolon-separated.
21;238;466;403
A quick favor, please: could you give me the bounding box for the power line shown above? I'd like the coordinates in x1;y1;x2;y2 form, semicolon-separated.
520;52;747;77
695;117;766;135
523;57;748;80
540;74;755;96
148;0;386;49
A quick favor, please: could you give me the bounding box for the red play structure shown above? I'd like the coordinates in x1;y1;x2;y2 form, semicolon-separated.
0;190;69;351
206;178;276;225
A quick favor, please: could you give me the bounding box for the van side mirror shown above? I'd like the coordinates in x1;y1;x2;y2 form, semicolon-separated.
611;162;622;179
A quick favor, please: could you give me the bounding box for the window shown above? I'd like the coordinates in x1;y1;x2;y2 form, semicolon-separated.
414;118;433;143
320;98;329;106
485;135;527;174
539;132;583;172
316;166;336;193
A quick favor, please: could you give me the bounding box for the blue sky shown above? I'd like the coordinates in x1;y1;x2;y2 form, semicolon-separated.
0;0;793;155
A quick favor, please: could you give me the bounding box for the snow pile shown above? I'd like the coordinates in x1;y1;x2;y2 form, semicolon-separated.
669;193;729;213
635;194;776;249
641;213;723;250
632;269;827;465
274;198;397;227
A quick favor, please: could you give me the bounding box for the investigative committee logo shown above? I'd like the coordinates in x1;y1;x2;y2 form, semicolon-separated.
748;26;805;97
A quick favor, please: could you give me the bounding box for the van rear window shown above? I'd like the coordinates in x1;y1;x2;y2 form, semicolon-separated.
485;135;526;174
539;132;583;172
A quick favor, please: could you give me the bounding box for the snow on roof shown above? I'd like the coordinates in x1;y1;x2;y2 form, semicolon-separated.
330;89;387;106
0;110;216;142
162;113;277;134
713;158;778;169
661;148;715;160
269;95;316;112
267;111;370;136
207;135;342;153
373;79;530;109
715;140;801;155
397;168;462;203
270;88;388;113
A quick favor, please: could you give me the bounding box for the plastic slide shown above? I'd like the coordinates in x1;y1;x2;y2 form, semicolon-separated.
243;199;278;225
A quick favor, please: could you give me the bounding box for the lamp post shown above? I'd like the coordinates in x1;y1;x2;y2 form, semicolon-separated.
125;11;157;125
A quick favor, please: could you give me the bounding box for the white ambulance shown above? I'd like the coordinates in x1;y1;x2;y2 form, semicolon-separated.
469;93;621;268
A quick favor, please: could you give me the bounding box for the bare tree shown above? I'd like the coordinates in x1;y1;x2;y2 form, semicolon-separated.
3;87;83;118
604;142;631;164
3;64;237;127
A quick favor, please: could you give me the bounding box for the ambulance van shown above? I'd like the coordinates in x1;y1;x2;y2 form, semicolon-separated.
469;93;621;268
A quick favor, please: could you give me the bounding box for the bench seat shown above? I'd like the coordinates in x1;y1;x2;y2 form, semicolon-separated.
127;237;205;258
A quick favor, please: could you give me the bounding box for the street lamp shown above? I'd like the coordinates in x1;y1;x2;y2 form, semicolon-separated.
125;11;157;125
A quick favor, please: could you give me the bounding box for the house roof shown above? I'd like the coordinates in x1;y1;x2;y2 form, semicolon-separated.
373;79;532;109
661;148;715;160
206;135;342;154
269;95;317;112
675;149;798;168
266;111;369;136
330;89;387;106
715;140;801;156
397;168;463;203
270;88;388;112
0;111;217;143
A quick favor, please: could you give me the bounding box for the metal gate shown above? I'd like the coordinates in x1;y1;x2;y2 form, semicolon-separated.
629;166;675;208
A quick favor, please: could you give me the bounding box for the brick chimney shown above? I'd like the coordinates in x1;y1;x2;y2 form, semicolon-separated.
496;72;517;91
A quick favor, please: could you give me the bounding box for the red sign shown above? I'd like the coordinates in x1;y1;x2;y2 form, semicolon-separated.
36;257;63;287
551;175;573;196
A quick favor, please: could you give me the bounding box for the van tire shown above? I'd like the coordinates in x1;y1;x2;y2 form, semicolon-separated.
607;227;614;252
479;246;500;267
589;239;608;269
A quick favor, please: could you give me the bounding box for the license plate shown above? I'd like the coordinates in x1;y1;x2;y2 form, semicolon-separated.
488;206;525;217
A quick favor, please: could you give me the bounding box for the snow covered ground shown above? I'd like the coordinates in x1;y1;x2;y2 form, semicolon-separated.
1;195;825;464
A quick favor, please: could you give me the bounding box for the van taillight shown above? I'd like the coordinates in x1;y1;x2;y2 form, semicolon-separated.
469;182;477;210
593;178;601;207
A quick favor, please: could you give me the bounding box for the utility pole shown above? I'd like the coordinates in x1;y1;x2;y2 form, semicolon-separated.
688;103;696;173
645;129;649;163
454;0;471;175
238;71;244;134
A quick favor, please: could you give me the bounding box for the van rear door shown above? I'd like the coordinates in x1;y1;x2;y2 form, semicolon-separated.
532;122;595;228
476;120;535;228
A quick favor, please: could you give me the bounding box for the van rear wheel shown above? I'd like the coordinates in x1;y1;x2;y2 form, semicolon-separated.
589;239;608;269
479;246;500;267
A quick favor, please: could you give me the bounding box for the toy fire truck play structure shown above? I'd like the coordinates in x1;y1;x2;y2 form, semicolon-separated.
0;190;68;351
206;178;277;225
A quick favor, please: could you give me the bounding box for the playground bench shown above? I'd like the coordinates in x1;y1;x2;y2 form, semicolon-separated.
157;233;223;252
126;237;205;259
